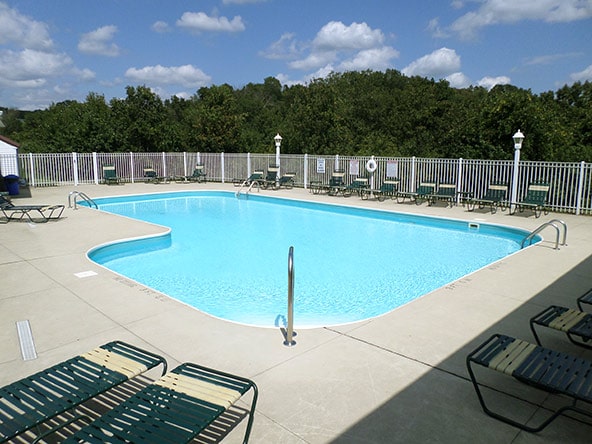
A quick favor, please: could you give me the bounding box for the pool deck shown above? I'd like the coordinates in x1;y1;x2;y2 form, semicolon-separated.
2;181;592;443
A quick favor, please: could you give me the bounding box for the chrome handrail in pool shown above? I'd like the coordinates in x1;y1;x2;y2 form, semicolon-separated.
284;246;296;347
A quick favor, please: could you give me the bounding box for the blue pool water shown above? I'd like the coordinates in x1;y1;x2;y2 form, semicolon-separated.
87;191;533;328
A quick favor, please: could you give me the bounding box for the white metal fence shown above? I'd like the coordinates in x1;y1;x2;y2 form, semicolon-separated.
2;152;591;215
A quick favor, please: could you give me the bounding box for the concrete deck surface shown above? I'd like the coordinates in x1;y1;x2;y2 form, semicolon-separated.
1;181;592;443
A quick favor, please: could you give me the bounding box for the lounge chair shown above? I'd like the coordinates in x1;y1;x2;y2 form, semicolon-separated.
343;177;369;198
577;288;592;311
260;165;280;190
0;341;167;442
277;172;296;189
59;362;258;443
467;333;592;432
467;182;508;213
396;181;436;205
530;305;592;350
233;170;264;187
513;182;550;218
185;164;207;183
0;195;64;223
429;183;457;207
102;164;121;185
363;178;400;201
143;167;165;184
328;170;346;196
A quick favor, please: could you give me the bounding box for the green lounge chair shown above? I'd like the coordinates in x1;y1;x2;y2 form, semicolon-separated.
185;164;207;183
0;341;167;442
233;170;264;187
514;182;550;218
530;305;592;350
143;167;163;183
429;183;457;207
61;362;258;443
260;165;280;190
467;333;592;432
328;170;346;196
102;164;121;185
577;288;592;311
364;178;400;201
467;182;508;213
343;177;369;198
396;181;436;205
0;195;64;223
277;172;296;189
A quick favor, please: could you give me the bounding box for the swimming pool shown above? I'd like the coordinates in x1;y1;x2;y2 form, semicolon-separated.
87;191;535;328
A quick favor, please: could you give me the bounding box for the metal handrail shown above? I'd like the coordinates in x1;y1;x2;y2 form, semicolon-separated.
521;219;567;250
236;179;260;198
284;246;296;346
68;191;98;209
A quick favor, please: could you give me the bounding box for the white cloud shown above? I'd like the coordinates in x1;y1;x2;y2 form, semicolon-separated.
523;52;583;66
260;33;302;60
125;64;212;88
151;21;171;33
289;51;337;71
477;75;511;90
0;2;53;50
0;49;73;84
427;17;449;39
286;21;397;76
402;47;461;78
176;12;245;33
78;25;120;56
339;47;400;71
450;0;592;39
570;64;592;82
312;21;384;51
445;72;471;88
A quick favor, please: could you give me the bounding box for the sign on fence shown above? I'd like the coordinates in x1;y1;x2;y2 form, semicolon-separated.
317;158;325;174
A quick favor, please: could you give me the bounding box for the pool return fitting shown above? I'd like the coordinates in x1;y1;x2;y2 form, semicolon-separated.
283;246;297;346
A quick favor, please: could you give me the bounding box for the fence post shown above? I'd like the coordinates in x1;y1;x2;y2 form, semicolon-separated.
456;158;463;205
162;152;167;177
28;153;35;187
411;157;416;192
72;152;79;186
92;152;99;184
575;160;585;216
130;152;134;183
247;152;251;176
183;152;188;177
304;154;308;190
221;152;225;183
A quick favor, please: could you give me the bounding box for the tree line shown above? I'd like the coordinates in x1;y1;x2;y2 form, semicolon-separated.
1;70;591;162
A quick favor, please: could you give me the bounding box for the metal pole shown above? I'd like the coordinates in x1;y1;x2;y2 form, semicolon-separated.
284;246;296;346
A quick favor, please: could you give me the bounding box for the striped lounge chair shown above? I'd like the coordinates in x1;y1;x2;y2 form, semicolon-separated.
62;362;258;443
530;305;592;350
467;333;592;432
514;181;550;218
0;341;167;442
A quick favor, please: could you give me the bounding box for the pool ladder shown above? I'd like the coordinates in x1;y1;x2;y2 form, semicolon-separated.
521;219;567;250
235;180;260;198
68;191;98;209
284;246;297;346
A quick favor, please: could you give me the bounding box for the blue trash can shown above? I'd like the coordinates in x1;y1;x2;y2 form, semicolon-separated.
4;175;20;195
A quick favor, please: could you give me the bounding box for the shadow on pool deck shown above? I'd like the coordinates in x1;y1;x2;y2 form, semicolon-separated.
1;182;592;443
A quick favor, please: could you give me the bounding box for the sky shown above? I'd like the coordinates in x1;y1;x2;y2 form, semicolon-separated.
0;0;591;110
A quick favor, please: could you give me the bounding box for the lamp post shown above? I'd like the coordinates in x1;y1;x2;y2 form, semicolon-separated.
274;133;282;174
510;129;524;213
